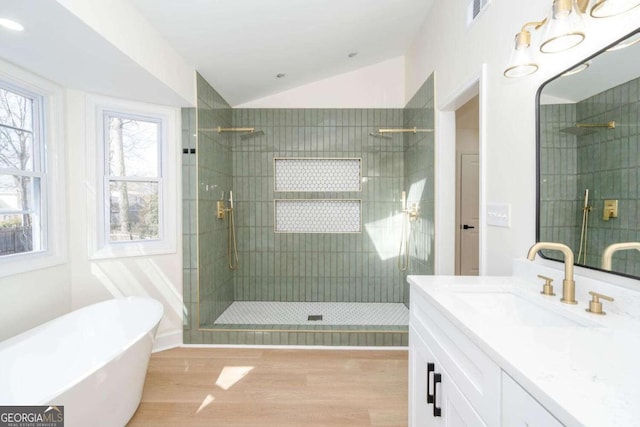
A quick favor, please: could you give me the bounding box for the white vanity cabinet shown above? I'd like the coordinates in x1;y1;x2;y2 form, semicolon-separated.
501;373;563;427
409;288;562;427
410;289;501;426
409;326;486;426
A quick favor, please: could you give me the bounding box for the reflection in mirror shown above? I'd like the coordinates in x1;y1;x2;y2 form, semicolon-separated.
537;30;640;279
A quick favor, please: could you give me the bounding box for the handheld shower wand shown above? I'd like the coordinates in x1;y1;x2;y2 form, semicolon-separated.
227;190;239;270
577;189;591;265
217;191;240;270
398;191;410;272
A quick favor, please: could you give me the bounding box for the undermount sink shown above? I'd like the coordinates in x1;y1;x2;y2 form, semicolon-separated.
449;291;593;328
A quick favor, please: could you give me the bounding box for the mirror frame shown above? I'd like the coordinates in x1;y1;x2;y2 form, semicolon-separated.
535;28;640;280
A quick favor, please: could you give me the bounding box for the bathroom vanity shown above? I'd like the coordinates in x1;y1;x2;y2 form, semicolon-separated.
408;262;640;426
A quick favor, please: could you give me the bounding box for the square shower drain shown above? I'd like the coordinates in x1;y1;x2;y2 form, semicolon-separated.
307;314;323;321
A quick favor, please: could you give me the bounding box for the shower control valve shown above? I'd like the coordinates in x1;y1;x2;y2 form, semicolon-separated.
217;200;230;220
406;203;420;221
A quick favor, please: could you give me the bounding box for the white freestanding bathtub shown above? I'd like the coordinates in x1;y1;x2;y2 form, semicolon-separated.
0;297;163;427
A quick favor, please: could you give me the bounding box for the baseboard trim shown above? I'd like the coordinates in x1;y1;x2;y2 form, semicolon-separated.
153;330;182;352
180;344;407;351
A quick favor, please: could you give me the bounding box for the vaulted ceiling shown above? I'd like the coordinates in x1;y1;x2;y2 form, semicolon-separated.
130;0;435;106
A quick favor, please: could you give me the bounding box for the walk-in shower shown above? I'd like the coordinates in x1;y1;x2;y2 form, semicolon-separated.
182;72;435;346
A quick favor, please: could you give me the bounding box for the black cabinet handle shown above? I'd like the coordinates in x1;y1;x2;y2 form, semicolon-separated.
433;373;442;417
462;224;475;229
426;363;435;403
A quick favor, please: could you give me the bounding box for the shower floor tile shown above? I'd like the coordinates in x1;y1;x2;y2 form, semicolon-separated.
213;301;409;326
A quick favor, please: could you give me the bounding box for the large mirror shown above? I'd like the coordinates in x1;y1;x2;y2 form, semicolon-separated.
537;29;640;279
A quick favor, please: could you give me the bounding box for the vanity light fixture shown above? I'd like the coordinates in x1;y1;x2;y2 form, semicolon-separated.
504;0;639;78
539;0;586;53
503;20;546;78
0;18;24;32
591;0;640;17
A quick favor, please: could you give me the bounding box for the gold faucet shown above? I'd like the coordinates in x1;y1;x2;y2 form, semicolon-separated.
601;242;640;271
527;242;577;304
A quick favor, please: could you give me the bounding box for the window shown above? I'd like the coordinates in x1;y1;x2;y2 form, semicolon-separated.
89;96;178;258
0;83;44;257
104;112;161;242
0;59;66;277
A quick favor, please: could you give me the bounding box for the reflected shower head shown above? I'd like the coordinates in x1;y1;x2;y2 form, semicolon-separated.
240;130;265;140
559;126;598;136
368;132;392;140
560;121;615;136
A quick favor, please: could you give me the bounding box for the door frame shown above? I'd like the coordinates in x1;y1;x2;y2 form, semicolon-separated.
434;65;487;275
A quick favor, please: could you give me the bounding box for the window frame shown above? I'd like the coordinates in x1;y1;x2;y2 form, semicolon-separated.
102;111;164;244
0;59;67;277
88;95;178;259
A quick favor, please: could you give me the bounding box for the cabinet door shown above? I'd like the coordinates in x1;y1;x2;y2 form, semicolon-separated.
439;368;487;427
411;326;487;427
409;326;440;427
502;373;563;427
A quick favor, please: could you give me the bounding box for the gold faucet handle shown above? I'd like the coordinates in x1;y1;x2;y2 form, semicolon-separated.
537;274;555;296
586;291;614;315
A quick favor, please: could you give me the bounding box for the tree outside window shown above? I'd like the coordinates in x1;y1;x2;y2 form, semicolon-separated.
0;85;42;256
105;113;160;242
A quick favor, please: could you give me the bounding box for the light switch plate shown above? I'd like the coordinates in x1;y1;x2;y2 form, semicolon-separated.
487;203;511;228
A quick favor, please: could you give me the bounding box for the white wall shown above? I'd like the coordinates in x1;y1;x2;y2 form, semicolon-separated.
0;267;70;341
66;90;183;350
406;1;640;275
237;56;406;108
56;0;195;106
0;1;190;346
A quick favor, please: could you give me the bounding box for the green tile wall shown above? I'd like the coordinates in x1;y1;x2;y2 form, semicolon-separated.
539;103;580;253
576;76;640;275
229;108;406;305
182;107;197;331
402;74;436;306
540;76;640;276
196;73;235;326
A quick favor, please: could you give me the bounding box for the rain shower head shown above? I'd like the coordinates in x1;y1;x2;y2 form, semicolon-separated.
559;120;615;136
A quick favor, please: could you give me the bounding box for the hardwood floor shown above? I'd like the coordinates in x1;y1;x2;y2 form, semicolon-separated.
128;347;408;427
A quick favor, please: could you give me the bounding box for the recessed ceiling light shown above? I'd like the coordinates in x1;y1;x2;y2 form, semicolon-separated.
276;73;286;78
348;52;358;58
0;18;24;32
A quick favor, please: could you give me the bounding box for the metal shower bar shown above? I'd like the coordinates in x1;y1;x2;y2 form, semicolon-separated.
576;121;615;129
216;126;255;133
378;126;434;134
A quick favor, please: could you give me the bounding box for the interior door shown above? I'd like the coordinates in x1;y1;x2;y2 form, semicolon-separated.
459;153;479;275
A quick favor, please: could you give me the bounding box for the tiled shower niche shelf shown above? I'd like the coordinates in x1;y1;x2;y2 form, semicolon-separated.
274;158;361;192
274;199;361;234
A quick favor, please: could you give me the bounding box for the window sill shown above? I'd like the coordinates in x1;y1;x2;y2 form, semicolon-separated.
0;250;68;278
90;240;176;260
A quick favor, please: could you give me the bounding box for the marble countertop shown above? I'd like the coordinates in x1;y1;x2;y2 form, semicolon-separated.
408;274;640;427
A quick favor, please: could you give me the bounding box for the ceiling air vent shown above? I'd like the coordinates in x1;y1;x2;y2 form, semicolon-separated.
468;0;491;25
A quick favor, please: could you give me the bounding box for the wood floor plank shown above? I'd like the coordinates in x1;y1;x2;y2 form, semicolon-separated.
128;348;408;426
